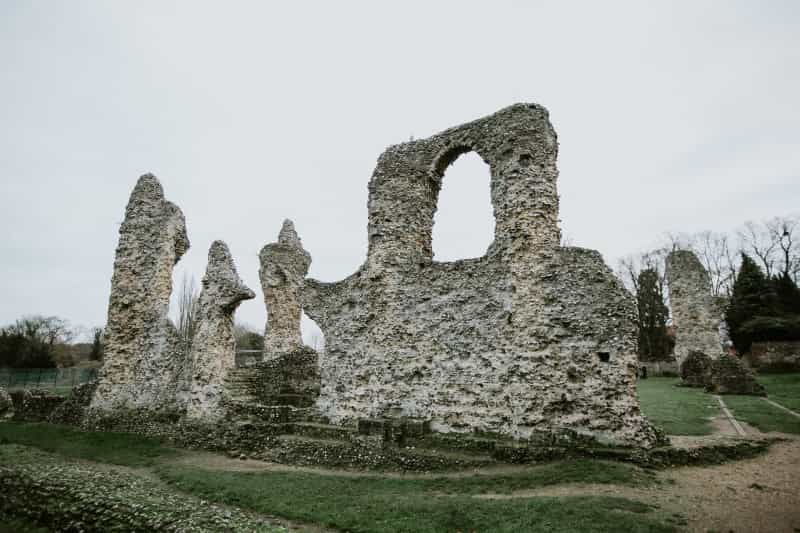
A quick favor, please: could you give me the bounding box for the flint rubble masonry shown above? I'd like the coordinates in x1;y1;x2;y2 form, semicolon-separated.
665;250;724;368
301;103;661;448
91;174;190;411
186;241;255;420
259;219;311;358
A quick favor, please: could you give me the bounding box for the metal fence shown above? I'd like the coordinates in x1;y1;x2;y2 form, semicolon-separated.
0;367;98;389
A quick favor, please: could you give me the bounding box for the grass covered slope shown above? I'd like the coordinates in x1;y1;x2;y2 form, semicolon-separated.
0;421;176;466
0;421;675;532
0;444;286;532
157;464;670;533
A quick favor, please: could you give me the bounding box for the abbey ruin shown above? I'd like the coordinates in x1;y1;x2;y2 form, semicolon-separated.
87;104;663;450
665;249;764;395
665;250;725;368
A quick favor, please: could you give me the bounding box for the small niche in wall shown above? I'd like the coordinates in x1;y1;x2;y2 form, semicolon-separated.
597;352;611;363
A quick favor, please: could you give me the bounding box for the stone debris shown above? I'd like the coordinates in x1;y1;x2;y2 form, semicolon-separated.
301;103;661;448
680;350;713;388
680;350;765;396
259;220;311;358
91;174;190;411
706;354;766;396
186;241;255;420
666;250;725;369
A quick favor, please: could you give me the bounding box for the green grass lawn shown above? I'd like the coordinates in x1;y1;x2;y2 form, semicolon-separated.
757;373;800;411
0;421;177;466
157;464;671;533
637;377;720;435
0;421;675;532
723;395;800;434
637;373;800;435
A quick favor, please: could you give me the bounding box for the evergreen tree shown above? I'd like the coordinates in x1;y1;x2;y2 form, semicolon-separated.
636;268;673;360
773;272;800;315
726;253;777;352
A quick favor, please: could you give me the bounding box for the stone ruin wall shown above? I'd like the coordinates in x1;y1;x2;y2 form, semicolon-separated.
88;105;661;448
91;174;191;411
92;175;254;416
186;241;255;419
665;250;724;368
302;104;660;447
259;220;311;358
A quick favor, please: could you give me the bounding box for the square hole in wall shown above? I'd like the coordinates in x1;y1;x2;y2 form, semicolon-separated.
597;352;611;363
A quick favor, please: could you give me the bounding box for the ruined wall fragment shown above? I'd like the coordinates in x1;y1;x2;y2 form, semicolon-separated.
259;220;311;357
665;250;724;368
91;174;190;411
186;241;255;419
301;104;661;448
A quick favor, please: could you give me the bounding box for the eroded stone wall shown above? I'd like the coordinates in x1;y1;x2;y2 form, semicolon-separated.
259;220;311;357
91;174;190;411
665;250;724;368
746;341;800;372
186;241;255;419
302;104;660;448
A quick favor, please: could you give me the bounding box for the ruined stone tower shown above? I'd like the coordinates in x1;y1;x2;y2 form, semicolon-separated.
186;241;255;419
91;174;190;411
665;250;724;367
301;103;661;447
259;220;311;358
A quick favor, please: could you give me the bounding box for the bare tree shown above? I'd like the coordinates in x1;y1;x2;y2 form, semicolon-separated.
7;315;74;346
738;220;779;277
768;215;799;282
176;273;199;353
617;248;668;296
691;230;739;297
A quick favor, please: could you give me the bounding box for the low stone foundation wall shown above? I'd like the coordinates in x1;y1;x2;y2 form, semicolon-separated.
746;341;800;373
10;389;66;422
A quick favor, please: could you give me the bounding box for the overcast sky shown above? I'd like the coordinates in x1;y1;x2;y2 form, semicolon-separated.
1;1;798;340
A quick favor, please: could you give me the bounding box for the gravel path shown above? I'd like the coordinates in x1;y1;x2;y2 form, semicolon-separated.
477;437;800;532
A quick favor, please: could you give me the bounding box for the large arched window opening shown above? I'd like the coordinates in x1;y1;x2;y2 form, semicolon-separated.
431;151;495;261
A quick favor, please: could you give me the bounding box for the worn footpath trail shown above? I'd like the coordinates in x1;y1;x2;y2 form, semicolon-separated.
164;415;800;533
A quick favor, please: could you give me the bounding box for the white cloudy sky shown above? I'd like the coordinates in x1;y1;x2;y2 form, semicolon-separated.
1;1;798;339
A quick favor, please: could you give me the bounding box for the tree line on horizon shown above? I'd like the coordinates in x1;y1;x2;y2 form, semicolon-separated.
618;214;800;360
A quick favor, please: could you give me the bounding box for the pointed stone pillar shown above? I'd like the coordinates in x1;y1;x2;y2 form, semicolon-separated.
186;241;255;420
259;220;311;358
91;173;190;411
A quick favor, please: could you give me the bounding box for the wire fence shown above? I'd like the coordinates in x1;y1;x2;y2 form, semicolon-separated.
0;367;98;390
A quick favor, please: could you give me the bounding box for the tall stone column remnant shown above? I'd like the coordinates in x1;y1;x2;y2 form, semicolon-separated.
186;241;255;420
91;173;190;411
665;250;724;368
259;219;311;358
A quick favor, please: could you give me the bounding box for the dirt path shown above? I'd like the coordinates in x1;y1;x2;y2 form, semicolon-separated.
165;429;800;532
477;437;800;533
